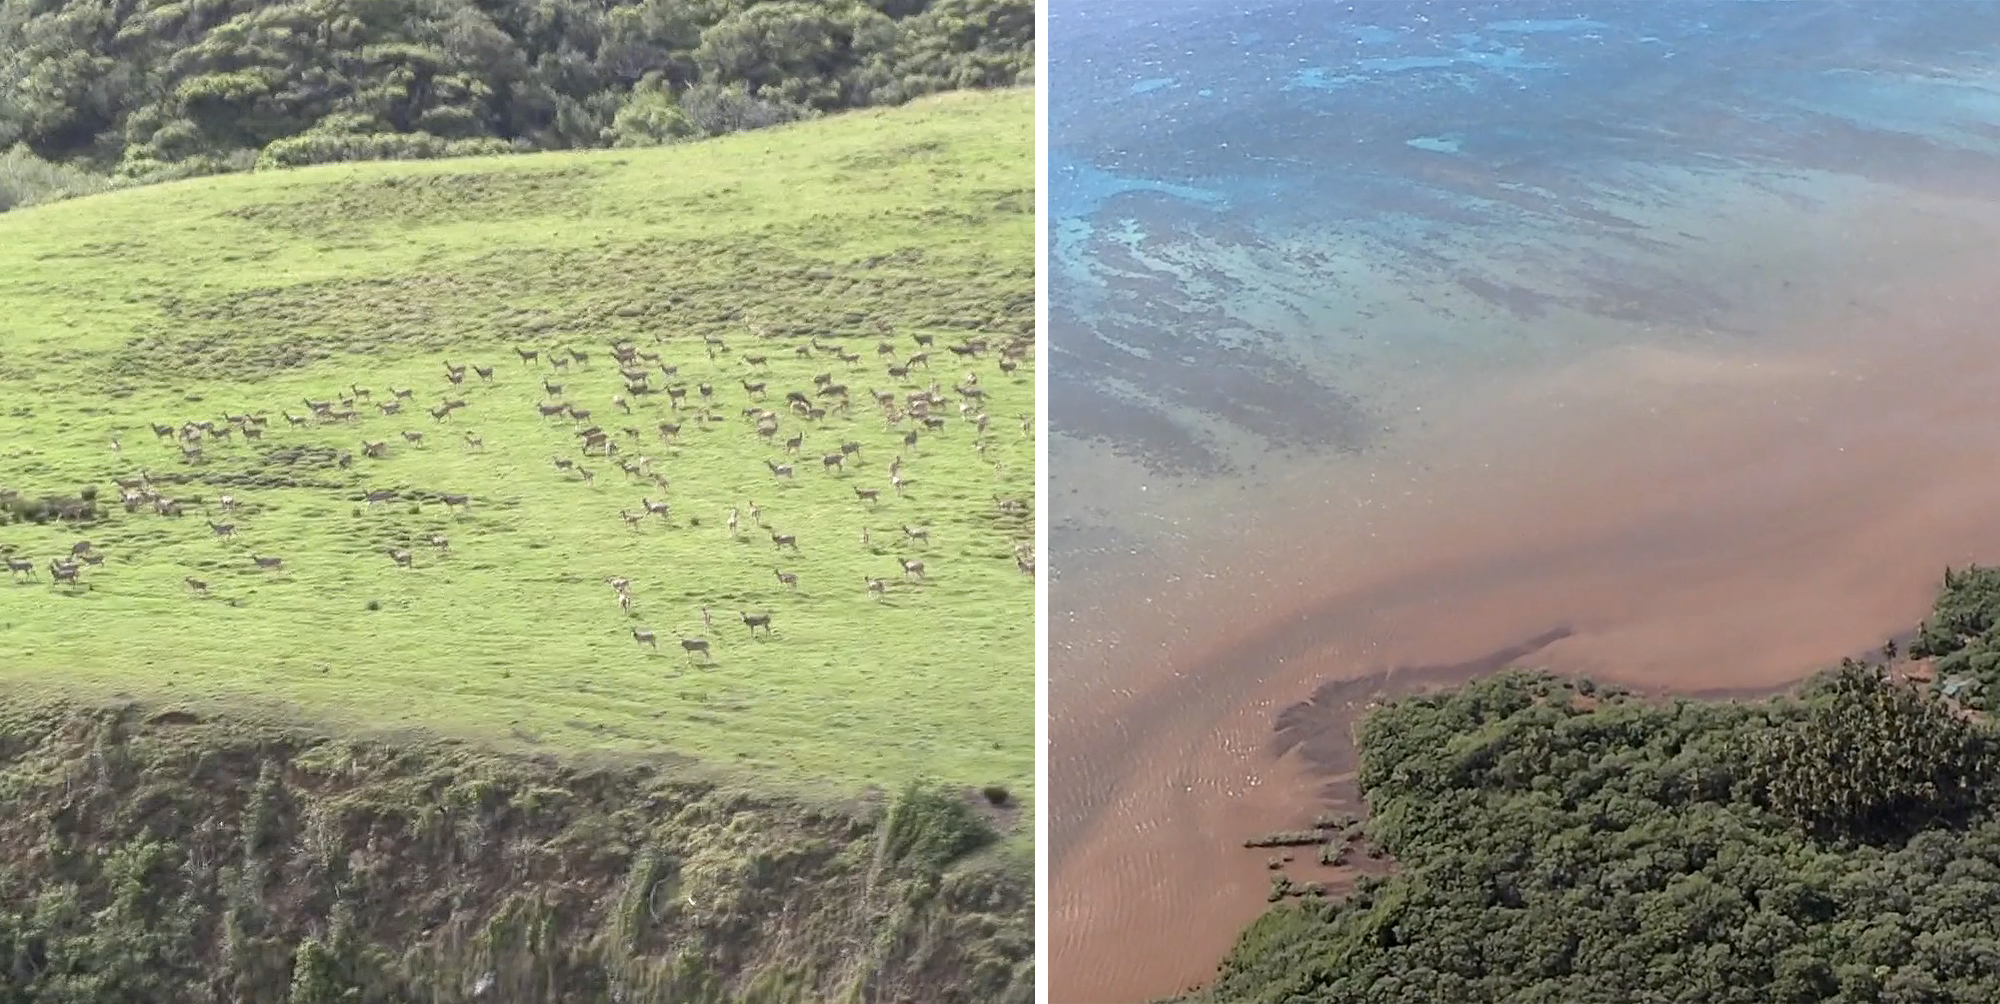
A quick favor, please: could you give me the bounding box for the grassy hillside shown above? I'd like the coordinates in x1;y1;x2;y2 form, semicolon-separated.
0;89;1035;805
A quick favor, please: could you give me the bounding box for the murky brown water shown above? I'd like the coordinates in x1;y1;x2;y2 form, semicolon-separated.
1047;192;2000;1002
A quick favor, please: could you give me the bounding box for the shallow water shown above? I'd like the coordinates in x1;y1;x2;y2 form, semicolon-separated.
1046;3;2000;1001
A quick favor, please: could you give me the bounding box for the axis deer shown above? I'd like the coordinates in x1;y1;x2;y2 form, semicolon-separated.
902;525;929;544
677;636;711;662
765;460;793;479
429;405;451;422
250;554;283;570
544;379;564;397
464;432;484;450
379;401;403;416
48;561;82;586
854;487;879;504
821;453;845;472
568;406;593;424
430;534;450;550
741;611;772;636
769;530;798;551
552;456;574;472
6;557;35;580
631;626;658;649
744;354;768;369
577;467;596;486
402;430;426;447
860;527;870;548
473;364;495;383
620;509;643;529
388;548;413;567
641;498;668;519
516;347;539;365
392;386;417;400
867;577;887;600
364;489;399;505
742;379;767;398
185;577;209;595
784;432;803;454
899;557;925;580
207;520;236;538
772;568;799;589
658;422;682;442
618;591;634;615
727;508;740;535
439;493;470;512
700;606;712;629
913;332;935;347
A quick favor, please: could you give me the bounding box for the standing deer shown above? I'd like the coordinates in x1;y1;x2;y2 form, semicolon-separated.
867;577;887;600
631;626;658;649
741;611;772;636
769;530;798;551
774;569;798;589
678;637;712;663
899;557;925;580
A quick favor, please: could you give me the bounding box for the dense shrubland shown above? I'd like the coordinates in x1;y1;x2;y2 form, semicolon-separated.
0;0;1033;209
0;701;1031;1004
1189;566;2000;1004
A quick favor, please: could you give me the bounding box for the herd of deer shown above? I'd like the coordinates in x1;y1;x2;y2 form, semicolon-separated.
6;321;1035;666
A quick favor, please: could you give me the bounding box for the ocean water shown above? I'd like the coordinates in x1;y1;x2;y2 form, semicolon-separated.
1047;3;2000;1001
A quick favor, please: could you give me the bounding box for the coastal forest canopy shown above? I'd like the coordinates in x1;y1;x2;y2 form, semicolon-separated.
1189;566;2000;1004
0;0;1032;208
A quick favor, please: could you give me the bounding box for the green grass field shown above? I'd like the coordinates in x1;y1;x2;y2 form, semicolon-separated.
0;89;1035;805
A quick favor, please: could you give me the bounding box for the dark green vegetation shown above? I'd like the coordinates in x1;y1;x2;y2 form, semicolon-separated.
1908;565;2000;710
1187;566;2000;1004
0;0;1033;210
0;699;1031;1003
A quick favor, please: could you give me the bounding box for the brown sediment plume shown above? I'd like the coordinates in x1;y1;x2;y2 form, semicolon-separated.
1048;202;2000;1003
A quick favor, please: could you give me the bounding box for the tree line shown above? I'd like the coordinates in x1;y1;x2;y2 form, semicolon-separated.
0;0;1033;210
1188;565;2000;1004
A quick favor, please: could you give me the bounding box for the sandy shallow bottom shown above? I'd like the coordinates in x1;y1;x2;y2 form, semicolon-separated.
1047;189;2000;1003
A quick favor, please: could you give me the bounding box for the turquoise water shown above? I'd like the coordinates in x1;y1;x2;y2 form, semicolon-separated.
1049;0;2000;495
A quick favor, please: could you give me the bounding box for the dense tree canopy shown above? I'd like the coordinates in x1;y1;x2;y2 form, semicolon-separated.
1190;568;2000;1004
0;0;1032;205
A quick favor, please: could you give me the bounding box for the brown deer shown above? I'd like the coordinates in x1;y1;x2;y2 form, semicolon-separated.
899;557;925;580
741;611;772;636
769;530;798;551
631;626;658;649
677;636;712;662
388;548;414;567
774;568;798;589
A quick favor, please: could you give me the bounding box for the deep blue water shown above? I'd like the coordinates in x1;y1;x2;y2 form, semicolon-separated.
1048;0;2000;490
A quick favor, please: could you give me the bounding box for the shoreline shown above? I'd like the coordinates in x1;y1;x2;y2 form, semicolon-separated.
1049;194;2000;1002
